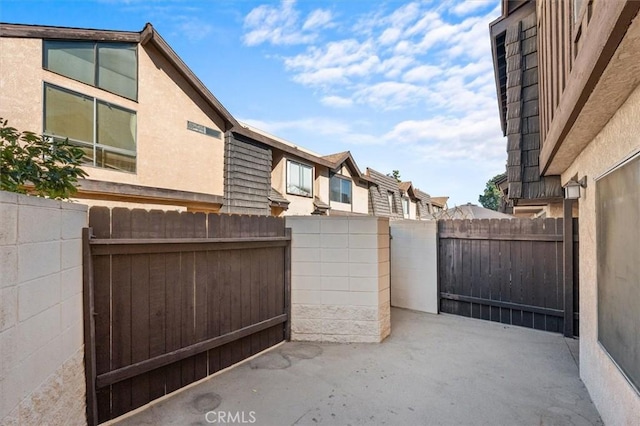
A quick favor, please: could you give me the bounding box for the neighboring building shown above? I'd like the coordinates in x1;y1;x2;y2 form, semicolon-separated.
366;169;436;220
489;2;563;218
229;124;373;217
438;203;514;220
429;196;449;213
490;1;640;424
0;23;239;212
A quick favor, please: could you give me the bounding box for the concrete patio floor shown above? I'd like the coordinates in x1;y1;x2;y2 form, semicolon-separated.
113;308;602;426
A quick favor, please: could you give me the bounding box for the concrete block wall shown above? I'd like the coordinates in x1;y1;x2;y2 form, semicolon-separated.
287;216;391;343
0;191;88;425
390;220;438;314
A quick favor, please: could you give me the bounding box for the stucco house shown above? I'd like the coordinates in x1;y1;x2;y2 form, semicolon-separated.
1;23;241;212
226;124;372;217
490;1;640;423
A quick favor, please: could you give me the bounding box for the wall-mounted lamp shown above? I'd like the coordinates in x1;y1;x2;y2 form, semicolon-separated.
563;177;587;200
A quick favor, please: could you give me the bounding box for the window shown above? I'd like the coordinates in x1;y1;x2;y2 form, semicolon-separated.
287;160;313;197
387;191;395;213
330;175;352;204
44;84;137;172
402;198;410;218
44;40;138;100
597;153;640;393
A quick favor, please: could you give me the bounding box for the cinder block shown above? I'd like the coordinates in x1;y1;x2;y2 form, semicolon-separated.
348;291;378;306
0;203;18;245
60;293;82;331
292;261;321;277
0;191;18;204
348;248;377;264
291;275;321;290
291;248;320;263
320;248;348;263
0;246;17;289
61;320;83;362
18;205;60;243
17;194;61;209
378;261;390;277
16;305;61;360
286;217;320;234
322;319;379;336
321;276;349;291
18;336;62;404
348;234;377;249
292;290;322;305
378;247;389;262
60;239;81;271
320;234;348;248
379;287;391;304
292;304;325;319
348;218;377;234
377;234;390;249
60;267;82;301
0;361;21;421
320;291;351;306
60;209;87;240
18;241;60;283
378;274;390;291
349;277;375;292
291;234;320;248
320;218;348;234
322;334;380;343
290;333;323;342
349;262;377;278
377;218;389;235
321;262;348;277
0;287;17;332
291;318;324;334
60;200;88;212
18;274;60;322
0;327;18;380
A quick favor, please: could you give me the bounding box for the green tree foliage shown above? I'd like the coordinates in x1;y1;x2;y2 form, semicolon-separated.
1;118;87;199
387;170;401;182
478;174;504;211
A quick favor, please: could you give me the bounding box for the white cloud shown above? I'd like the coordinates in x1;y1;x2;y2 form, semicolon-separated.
321;95;353;108
452;0;496;16
242;0;334;46
402;64;441;83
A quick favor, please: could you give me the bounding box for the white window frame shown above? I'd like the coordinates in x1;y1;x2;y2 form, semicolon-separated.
330;174;352;204
286;159;314;198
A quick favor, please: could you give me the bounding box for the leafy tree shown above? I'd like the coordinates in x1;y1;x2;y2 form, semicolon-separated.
387;170;401;182
1;118;87;199
478;173;504;211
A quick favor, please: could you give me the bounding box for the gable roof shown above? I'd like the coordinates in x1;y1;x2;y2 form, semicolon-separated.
430;196;449;209
0;22;239;131
322;151;372;183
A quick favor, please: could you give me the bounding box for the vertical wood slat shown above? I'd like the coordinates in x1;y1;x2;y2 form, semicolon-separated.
82;227;99;426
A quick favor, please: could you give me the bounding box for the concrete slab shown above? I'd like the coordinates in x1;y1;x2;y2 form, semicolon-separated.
113;309;602;426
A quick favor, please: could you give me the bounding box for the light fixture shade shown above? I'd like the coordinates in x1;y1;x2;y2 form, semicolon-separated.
564;179;581;199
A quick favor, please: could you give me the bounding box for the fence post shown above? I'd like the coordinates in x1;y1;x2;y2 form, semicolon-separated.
284;227;292;341
82;227;99;425
563;200;575;338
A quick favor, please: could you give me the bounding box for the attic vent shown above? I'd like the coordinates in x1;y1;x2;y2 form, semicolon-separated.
187;121;221;139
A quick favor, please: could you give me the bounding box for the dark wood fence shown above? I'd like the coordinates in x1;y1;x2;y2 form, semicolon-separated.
82;208;291;424
438;218;578;335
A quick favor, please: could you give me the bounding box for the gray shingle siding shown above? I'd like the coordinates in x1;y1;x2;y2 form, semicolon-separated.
223;132;272;215
366;168;403;219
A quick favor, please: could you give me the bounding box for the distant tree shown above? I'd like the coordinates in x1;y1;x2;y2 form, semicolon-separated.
0;118;87;199
478;174;504;211
387;170;401;182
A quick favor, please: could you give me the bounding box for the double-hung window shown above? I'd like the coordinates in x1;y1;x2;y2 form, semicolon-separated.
44;40;138;101
330;175;352;204
44;84;137;172
387;191;395;213
402;198;410;218
287;160;313;197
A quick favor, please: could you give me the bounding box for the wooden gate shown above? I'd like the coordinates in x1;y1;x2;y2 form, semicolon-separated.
82;207;291;424
438;218;578;335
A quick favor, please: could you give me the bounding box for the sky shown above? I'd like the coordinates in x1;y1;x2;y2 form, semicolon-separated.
1;0;506;206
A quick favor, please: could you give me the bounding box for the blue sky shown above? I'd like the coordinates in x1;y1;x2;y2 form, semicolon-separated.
1;0;505;206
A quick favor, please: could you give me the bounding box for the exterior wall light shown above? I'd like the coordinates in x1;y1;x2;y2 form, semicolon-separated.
563;177;587;200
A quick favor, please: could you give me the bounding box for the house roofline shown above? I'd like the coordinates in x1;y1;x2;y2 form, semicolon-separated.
0;22;239;132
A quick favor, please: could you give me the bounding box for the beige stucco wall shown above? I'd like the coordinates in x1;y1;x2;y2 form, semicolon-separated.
0;191;88;425
287;216;390;343
0;37;225;198
561;82;640;425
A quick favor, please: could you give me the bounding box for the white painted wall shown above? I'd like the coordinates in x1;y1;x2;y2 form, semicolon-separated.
287;216;391;343
0;191;88;425
389;220;438;314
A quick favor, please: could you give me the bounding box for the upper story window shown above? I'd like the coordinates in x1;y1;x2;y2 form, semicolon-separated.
387;191;395;213
44;83;137;172
43;40;138;101
330;175;352;204
402;198;410;218
287;160;313;197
